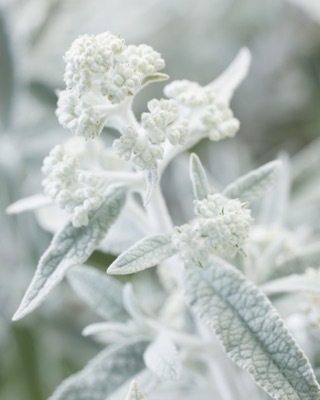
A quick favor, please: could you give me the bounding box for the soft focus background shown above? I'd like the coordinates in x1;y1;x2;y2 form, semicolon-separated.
1;0;320;398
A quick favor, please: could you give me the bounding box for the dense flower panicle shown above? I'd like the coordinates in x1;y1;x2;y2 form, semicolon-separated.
42;145;104;227
164;79;240;141
64;32;125;93
58;32;166;140
141;99;188;145
113;126;164;170
172;194;253;265
56;90;110;139
41;138;126;227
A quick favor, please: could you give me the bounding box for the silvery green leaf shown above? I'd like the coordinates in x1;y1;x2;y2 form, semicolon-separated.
208;47;251;103
67;265;129;322
143;170;159;206
12;187;127;321
125;380;147;400
107;234;177;275
259;154;290;225
6;194;52;214
260;274;320;296
141;73;169;87
143;332;182;381
83;322;141;344
184;257;320;400
189;153;210;201
223;160;281;203
49;341;148;400
123;284;148;325
268;243;320;280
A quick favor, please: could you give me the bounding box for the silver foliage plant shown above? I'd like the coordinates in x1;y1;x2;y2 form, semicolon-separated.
8;31;320;400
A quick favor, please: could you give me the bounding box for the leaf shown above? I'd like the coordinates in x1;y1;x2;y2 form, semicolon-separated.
6;194;52;214
12;186;127;321
125;380;147;400
141;73;169;87
260;274;320;296
82;322;141;344
107;234;177;275
208;47;251;103
143;332;182;381
189;153;210;200
184;257;320;400
49;341;148;400
268;243;320;280
143;170;159;206
223;160;281;203
67;265;129;322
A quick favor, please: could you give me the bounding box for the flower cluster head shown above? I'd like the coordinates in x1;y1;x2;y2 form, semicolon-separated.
164;80;240;141
172;194;253;266
41;138;124;227
113;98;188;171
56;32;165;139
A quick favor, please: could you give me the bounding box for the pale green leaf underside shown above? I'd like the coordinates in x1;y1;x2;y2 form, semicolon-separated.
260;274;320;296
12;187;127;321
125;380;147;400
6;194;52;214
184;257;320;400
189;153;210;200
268;243;320;281
49;341;148;400
223;160;281;203
67;265;129;322
143;332;182;381
142;73;169;87
107;233;177;275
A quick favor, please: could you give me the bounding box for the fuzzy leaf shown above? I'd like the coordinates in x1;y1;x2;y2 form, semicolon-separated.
209;47;251;103
6;194;52;214
189;153;210;200
260;274;320;296
125;380;147;400
223;160;281;203
12;187;127;321
144;332;182;381
49;341;148;400
67;265;129;322
269;243;320;280
142;73;169;87
184;257;320;400
108;234;177;275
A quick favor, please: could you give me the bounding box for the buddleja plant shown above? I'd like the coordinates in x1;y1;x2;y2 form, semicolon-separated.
8;31;320;400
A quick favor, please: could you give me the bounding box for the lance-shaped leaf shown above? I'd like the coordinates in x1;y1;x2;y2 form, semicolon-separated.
189;153;210;201
144;332;182;381
268;243;320;281
208;47;251;103
67;265;129;322
260;273;320;296
6;194;52;214
12;187;127;321
184;257;320;400
107;234;177;275
223;160;281;203
49;341;148;400
125;380;147;400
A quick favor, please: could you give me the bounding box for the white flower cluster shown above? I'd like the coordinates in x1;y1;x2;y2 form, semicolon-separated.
164;80;240;141
56;32;165;139
42;140;112;227
172;194;253;266
113;99;188;170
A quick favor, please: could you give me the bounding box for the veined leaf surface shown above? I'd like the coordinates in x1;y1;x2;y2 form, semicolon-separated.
12;187;127;321
184;257;320;400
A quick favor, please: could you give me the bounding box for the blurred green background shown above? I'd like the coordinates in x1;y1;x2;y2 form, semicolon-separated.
1;0;320;398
